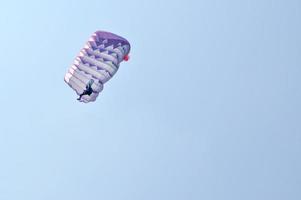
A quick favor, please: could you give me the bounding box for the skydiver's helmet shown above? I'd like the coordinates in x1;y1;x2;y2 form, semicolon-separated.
88;79;94;86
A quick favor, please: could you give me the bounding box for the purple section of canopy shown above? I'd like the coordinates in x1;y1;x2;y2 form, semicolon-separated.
94;30;131;51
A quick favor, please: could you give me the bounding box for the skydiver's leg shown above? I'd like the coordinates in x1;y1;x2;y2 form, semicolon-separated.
77;89;90;100
78;91;85;100
77;94;83;100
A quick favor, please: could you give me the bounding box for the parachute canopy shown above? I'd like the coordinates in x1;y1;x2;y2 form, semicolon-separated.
64;30;131;103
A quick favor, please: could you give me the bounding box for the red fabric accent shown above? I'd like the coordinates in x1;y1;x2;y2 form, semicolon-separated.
123;55;130;61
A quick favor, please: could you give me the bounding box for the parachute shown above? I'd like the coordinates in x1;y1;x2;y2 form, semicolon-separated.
64;31;131;103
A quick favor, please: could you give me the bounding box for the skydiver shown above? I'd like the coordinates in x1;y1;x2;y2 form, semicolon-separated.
77;79;95;101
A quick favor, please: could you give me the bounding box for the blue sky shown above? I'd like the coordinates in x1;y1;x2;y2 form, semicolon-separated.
0;0;300;199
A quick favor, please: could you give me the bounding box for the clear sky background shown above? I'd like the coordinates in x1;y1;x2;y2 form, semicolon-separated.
0;0;300;199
